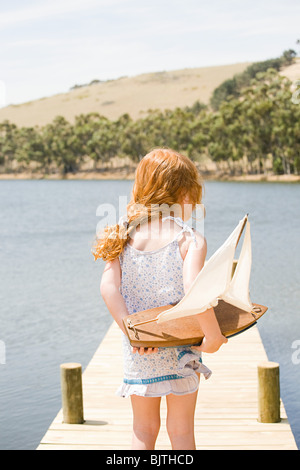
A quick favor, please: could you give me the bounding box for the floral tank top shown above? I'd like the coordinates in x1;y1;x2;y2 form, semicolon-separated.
116;216;212;398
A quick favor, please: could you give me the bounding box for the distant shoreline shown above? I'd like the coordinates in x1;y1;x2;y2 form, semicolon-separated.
0;169;299;183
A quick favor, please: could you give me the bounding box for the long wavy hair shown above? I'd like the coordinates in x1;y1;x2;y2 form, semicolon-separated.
92;148;203;262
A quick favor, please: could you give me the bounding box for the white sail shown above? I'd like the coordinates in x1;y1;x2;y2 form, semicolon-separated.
157;215;250;324
221;219;252;312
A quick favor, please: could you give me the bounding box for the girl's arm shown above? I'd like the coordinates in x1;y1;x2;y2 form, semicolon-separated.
100;258;158;355
183;232;228;354
100;258;128;335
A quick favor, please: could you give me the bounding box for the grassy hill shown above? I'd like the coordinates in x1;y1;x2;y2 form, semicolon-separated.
0;58;299;182
1;59;298;130
281;57;300;83
0;62;253;127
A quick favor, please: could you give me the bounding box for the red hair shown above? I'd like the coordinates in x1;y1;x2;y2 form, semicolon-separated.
92;148;203;261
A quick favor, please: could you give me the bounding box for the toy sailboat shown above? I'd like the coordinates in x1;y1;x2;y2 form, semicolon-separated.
123;215;268;348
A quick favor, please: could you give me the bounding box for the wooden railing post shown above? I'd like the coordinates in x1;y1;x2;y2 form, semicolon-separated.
60;363;84;424
258;361;281;423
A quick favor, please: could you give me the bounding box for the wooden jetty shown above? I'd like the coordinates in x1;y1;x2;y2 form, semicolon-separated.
37;322;297;450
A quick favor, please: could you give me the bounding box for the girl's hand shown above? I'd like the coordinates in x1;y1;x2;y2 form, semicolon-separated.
132;347;159;355
192;335;228;354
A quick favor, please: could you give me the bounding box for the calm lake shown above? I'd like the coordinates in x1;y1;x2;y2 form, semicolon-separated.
0;179;299;450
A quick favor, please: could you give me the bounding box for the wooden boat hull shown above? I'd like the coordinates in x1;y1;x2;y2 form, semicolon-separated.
123;300;268;348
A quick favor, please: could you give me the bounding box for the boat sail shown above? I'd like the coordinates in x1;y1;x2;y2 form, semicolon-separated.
157;215;252;323
124;215;267;348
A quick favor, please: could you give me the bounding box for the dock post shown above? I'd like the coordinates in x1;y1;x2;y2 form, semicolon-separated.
60;363;84;424
258;361;281;423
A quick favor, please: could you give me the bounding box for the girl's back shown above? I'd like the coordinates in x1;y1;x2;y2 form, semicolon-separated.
120;217;194;314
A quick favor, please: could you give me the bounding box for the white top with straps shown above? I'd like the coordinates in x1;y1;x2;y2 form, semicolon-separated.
117;216;211;398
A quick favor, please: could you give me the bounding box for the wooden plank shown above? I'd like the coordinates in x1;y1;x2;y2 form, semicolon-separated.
40;429;296;446
37;322;298;450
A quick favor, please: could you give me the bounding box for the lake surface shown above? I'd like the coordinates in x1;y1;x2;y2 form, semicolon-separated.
0;179;299;450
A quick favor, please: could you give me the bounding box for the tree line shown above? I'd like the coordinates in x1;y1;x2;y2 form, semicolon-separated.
0;65;299;177
210;49;297;110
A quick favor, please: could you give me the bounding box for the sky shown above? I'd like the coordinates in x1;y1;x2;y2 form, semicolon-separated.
0;0;299;107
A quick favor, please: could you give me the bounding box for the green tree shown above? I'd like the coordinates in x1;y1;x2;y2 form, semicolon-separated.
86;116;120;167
210;51;294;111
43;116;79;175
281;49;297;65
14;126;46;170
0;121;18;169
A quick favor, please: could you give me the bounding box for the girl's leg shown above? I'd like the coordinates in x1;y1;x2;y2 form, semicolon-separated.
166;388;199;450
130;395;161;450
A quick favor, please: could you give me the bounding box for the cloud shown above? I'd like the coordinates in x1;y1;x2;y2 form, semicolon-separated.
0;0;121;27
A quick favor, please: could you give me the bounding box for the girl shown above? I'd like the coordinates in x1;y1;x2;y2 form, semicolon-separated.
94;148;227;450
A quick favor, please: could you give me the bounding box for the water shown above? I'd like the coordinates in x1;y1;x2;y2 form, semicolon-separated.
0;179;299;450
